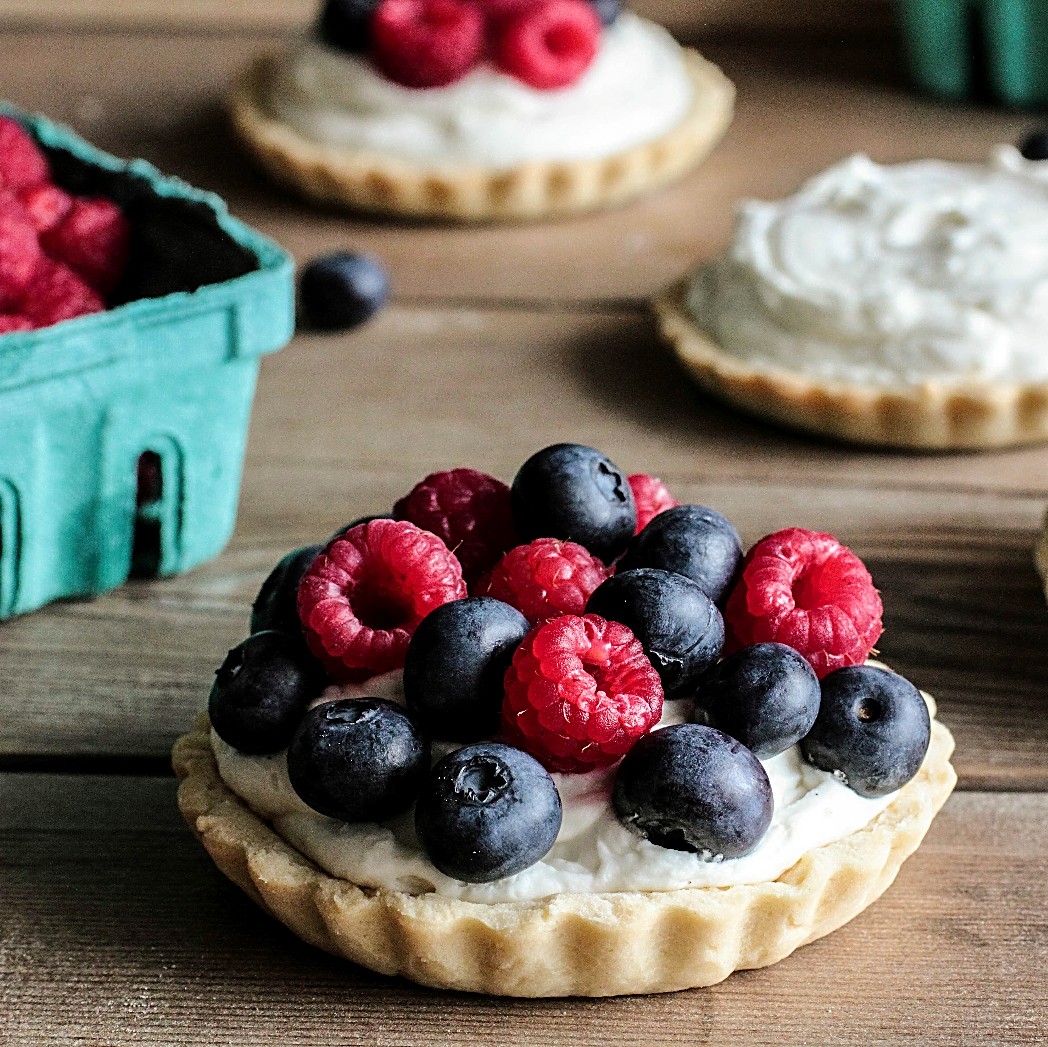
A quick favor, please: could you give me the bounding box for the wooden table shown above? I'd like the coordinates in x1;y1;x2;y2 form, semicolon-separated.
2;5;1047;1044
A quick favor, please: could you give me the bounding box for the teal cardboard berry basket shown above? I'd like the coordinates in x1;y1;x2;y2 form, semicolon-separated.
899;0;1048;107
0;107;295;620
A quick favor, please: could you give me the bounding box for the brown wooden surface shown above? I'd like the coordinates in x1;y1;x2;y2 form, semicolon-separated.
1;8;1047;1044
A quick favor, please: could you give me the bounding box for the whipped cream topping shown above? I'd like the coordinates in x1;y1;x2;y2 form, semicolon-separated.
688;150;1048;387
266;14;694;167
213;674;897;904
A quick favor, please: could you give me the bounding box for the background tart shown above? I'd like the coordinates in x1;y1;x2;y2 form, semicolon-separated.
228;48;734;222
172;706;955;998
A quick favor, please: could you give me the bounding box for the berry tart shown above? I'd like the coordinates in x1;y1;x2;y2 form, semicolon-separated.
655;143;1048;449
174;446;956;997
229;0;734;220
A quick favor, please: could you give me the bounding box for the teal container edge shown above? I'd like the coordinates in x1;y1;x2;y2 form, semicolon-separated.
0;104;296;620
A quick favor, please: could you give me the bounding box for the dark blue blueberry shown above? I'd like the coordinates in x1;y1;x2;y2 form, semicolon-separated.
415;742;562;883
300;251;389;331
209;631;326;755
800;665;930;798
317;0;380;54
616;504;742;605
587;0;621;25
613;724;772;858
694;642;820;759
404;597;530;742
250;545;322;637
511;443;636;564
287;698;429;822
1019;128;1048;161
585;568;723;700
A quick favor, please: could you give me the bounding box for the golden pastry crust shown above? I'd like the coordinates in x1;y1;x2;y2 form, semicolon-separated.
654;280;1048;451
173;709;955;997
228;48;734;222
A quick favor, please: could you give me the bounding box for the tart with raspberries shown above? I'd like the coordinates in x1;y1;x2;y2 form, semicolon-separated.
174;444;956;997
228;0;734;220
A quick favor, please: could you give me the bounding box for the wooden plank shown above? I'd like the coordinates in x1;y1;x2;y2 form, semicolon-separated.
1;776;1045;1045
2;308;1048;786
0;31;1031;305
0;0;893;37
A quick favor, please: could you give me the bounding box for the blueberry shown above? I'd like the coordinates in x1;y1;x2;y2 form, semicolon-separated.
587;0;621;25
613;724;772;858
585;568;723;699
300;251;389;331
287;698;429;821
511;443;636;564
1019;128;1048;161
415;742;562;883
250;545;322;637
404;597;530;742
616;504;742;605
800;665;930;798
209;631;326;755
694;643;820;759
317;0;381;54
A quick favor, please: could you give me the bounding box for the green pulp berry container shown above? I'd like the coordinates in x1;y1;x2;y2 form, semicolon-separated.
0;106;295;620
899;0;1048;107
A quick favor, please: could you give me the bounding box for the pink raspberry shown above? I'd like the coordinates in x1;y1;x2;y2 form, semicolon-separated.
0;117;50;192
492;0;601;90
41;196;131;296
0;314;32;334
393;467;517;587
628;473;680;534
20;183;74;233
371;0;486;88
297;518;467;682
17;256;103;328
0;192;42;304
502;613;664;773
723;528;883;679
478;537;609;623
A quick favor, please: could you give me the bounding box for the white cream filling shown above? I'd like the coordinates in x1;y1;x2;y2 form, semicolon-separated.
213;673;896;904
265;14;694;166
688;149;1048;387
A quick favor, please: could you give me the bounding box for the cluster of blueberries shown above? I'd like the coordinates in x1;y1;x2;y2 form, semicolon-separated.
210;443;931;884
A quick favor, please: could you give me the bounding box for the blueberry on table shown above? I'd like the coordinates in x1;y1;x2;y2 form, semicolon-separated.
250;544;323;637
209;631;327;755
695;642;821;759
287;698;429;821
800;664;931;798
616;504;743;605
300;251;389;331
1019;128;1048;161
511;443;636;564
415;742;562;883
585;568;724;699
613;723;773;859
404;596;530;742
318;0;381;54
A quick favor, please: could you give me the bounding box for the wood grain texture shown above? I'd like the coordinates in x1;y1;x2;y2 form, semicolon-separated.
0;30;1032;305
1;776;1045;1045
1;308;1047;785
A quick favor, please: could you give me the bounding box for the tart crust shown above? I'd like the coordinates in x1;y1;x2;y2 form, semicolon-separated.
173;709;956;997
228;48;734;222
654;279;1048;450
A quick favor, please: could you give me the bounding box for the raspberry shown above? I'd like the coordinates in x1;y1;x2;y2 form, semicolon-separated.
0;314;32;334
479;537;608;623
41;196;131;296
501;613;664;773
17;256;103;328
628;473;680;534
0;117;49;192
492;0;601;90
0;192;42;303
297;518;467;682
19;183;74;233
722;528;883;679
371;0;486;88
393;467;517;587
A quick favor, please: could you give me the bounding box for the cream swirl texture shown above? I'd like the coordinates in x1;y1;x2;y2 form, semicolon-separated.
688;151;1048;386
265;14;694;166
